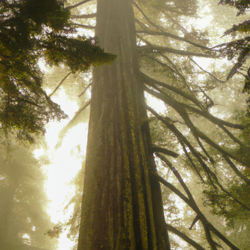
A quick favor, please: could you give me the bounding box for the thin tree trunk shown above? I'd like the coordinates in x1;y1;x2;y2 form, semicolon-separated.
77;0;170;249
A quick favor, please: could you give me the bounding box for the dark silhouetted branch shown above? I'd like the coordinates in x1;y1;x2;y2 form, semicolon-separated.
70;22;96;29
138;45;216;58
65;0;92;10
166;223;206;250
71;13;96;19
49;72;72;98
137;30;210;50
152;146;179;158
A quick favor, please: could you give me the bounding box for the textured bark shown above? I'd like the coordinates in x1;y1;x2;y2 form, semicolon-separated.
77;0;170;249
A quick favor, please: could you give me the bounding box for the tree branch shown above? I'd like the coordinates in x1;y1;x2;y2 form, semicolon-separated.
180;103;245;130
152;170;240;250
69;22;96;29
152;145;179;158
166;223;206;250
141;72;203;109
188;57;225;83
189;215;199;230
147;105;214;185
71;13;96;19
49;72;72;98
138;45;216;58
147;85;250;184
133;1;164;32
136;30;210;50
65;0;92;10
155;173;219;250
78;82;92;97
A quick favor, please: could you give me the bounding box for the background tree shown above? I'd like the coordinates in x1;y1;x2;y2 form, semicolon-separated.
0;144;57;250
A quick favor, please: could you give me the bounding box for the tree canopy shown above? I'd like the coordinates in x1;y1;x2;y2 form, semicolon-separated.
0;0;115;143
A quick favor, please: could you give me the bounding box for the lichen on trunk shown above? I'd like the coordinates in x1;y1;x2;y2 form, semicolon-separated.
77;0;170;249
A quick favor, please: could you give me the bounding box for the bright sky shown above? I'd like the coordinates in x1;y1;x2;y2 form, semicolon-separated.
34;91;88;250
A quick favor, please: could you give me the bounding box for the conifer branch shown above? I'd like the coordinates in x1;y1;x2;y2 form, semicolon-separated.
181;141;205;183
180;103;245;130
157;151;250;211
138;45;216;58
142;55;176;74
148;104;250;204
195;128;250;181
152;170;240;250
217;124;245;148
147;85;250;183
55;100;91;149
136;30;210;50
163;13;190;35
10;99;42;108
147;105;214;185
154;173;220;250
157;52;204;109
165;223;206;250
145;82;214;164
149;100;250;208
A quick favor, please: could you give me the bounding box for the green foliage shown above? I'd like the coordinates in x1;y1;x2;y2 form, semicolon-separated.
219;0;250;15
0;0;116;143
43;34;116;72
203;182;250;222
216;1;250;81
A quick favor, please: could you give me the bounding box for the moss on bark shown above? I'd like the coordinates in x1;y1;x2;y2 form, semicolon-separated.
77;0;170;249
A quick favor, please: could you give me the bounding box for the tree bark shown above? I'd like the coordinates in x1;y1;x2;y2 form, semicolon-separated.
77;0;170;249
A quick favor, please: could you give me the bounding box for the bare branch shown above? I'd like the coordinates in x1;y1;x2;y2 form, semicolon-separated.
166;223;206;250
188;57;225;83
65;0;92;10
152;145;179;158
136;30;210;50
138;45;216;58
69;22;96;29
152;170;240;250
78;82;92;97
71;13;96;19
49;72;72;98
147;105;214;185
180;103;245;130
189;215;199;230
154;173;219;250
141;70;201;107
133;2;164;32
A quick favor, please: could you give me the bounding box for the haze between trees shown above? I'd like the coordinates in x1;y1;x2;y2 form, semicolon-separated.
1;0;250;250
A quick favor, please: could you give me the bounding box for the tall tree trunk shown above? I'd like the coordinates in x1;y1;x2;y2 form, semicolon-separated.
77;0;170;249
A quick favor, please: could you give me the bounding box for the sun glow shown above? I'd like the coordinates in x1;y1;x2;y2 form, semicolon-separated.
34;91;88;250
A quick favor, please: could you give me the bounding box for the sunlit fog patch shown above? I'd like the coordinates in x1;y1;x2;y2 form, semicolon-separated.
33;91;88;249
44;123;87;223
145;92;167;114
